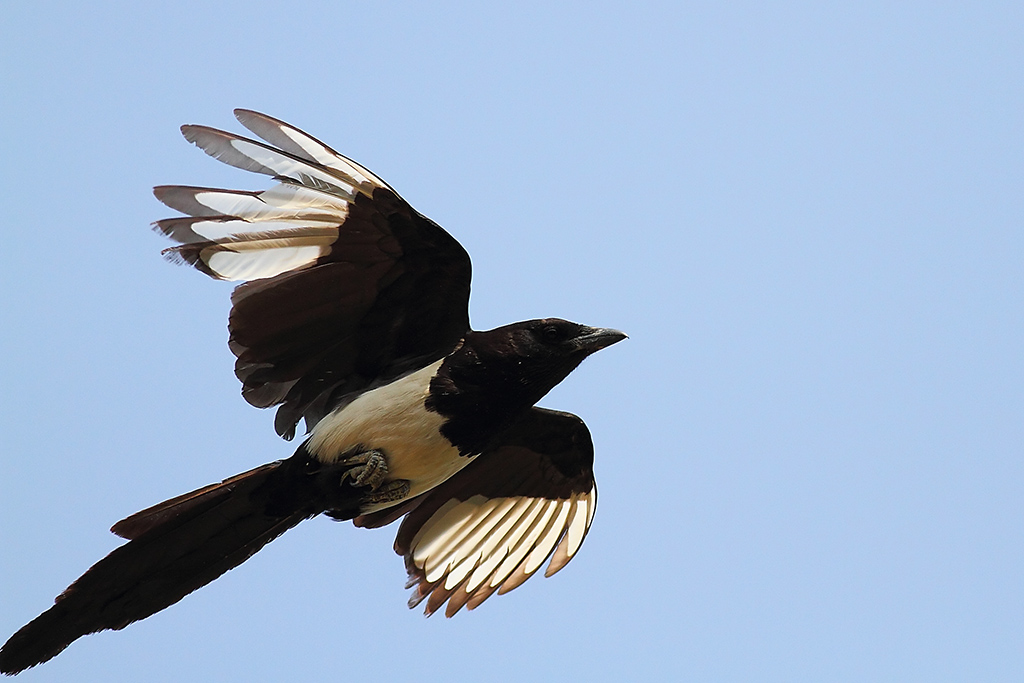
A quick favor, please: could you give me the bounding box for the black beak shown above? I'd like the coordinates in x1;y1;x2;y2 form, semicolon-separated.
573;327;628;354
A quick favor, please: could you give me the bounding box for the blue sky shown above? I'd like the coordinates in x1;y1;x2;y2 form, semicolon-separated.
2;2;1021;681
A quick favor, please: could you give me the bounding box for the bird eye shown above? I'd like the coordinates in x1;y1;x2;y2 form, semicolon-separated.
541;325;564;343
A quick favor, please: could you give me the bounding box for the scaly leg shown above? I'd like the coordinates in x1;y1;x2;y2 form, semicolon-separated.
340;449;411;505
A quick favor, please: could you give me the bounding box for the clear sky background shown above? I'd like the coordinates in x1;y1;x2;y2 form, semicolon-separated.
2;2;1021;681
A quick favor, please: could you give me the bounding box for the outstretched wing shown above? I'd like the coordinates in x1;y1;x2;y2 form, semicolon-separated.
155;110;473;439
378;407;598;617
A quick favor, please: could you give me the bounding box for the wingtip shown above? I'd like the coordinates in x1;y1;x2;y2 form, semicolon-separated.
179;124;198;144
234;108;289;133
179;123;220;144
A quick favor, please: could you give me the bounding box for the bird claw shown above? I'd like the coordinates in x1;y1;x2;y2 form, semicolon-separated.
342;449;389;489
340;449;411;504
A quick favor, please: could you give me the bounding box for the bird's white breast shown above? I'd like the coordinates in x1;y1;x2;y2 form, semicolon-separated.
305;360;474;511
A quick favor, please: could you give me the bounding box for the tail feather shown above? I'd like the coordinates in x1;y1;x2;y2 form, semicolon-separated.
0;452;361;675
111;463;281;540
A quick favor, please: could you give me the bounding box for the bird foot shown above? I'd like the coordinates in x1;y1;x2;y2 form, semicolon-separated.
340;449;411;504
342;449;390;489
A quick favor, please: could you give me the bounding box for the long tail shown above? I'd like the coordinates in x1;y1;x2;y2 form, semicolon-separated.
0;451;362;675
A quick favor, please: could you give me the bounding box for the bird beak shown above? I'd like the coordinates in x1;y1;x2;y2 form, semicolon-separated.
574;327;628;354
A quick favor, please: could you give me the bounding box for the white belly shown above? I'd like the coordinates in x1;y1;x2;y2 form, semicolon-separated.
305;360;475;510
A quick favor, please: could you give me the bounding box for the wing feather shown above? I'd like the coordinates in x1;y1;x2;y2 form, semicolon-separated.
233;109;390;189
392;408;598;616
156;112;471;438
180;125;368;199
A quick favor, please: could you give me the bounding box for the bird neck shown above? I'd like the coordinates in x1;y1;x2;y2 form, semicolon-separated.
425;337;573;455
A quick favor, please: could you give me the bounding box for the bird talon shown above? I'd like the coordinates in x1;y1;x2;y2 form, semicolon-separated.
340;449;389;490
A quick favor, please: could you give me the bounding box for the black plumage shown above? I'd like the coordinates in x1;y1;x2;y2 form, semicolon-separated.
0;110;624;675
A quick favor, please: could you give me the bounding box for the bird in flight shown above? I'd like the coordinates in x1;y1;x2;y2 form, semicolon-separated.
0;110;625;675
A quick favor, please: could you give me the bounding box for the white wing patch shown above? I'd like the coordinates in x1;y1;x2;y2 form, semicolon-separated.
405;486;598;617
155;110;391;282
204;243;329;281
155;208;341;280
234;109;390;189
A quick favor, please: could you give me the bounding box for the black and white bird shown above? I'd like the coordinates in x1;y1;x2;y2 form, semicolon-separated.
0;110;625;675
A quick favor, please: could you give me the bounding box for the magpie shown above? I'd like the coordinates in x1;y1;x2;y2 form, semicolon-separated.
0;110;625;675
